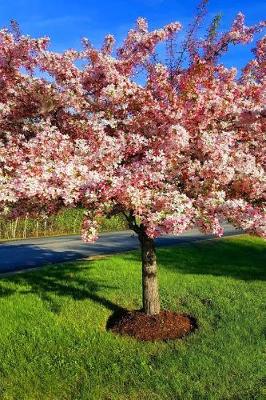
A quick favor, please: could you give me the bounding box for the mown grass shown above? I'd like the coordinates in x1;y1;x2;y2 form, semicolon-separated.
0;235;265;400
0;209;128;240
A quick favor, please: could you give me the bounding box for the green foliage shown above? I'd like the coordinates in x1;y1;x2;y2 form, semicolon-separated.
0;209;128;240
0;235;265;399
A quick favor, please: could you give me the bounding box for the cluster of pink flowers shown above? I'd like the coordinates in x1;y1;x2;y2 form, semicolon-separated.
202;13;266;61
0;15;265;242
81;216;99;242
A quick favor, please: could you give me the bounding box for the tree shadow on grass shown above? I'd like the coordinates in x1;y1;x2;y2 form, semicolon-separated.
0;241;137;314
154;236;266;281
0;257;125;315
0;235;264;317
117;235;266;281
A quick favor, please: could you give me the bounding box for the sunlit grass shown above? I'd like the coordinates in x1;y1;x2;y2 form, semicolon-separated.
0;234;265;399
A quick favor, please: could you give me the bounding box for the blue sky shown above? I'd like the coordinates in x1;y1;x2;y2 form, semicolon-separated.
0;0;265;71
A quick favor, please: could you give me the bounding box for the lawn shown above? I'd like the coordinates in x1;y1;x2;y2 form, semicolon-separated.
0;235;265;400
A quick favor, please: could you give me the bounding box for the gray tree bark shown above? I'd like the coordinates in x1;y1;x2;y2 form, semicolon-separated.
139;230;161;315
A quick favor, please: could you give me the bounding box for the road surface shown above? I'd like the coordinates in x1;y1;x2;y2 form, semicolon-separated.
0;223;241;273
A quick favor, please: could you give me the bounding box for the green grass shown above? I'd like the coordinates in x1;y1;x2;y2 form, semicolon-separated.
0;235;265;400
0;209;128;240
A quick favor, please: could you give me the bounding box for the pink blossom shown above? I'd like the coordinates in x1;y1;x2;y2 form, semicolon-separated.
0;15;265;241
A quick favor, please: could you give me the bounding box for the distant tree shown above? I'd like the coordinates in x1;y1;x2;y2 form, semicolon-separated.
0;10;265;315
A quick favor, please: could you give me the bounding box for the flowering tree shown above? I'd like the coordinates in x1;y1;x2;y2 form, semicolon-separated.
0;14;265;315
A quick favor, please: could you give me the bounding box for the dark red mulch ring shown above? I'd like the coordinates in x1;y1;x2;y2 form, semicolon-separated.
107;309;197;341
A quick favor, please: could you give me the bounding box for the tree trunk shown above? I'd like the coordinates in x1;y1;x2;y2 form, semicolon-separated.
139;231;161;315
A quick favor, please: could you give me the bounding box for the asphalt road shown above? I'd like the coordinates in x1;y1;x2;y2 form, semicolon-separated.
0;223;241;273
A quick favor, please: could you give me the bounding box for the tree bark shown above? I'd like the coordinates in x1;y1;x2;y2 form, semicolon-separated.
139;230;161;315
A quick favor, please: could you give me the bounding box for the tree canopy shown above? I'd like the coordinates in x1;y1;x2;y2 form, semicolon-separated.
0;14;265;241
